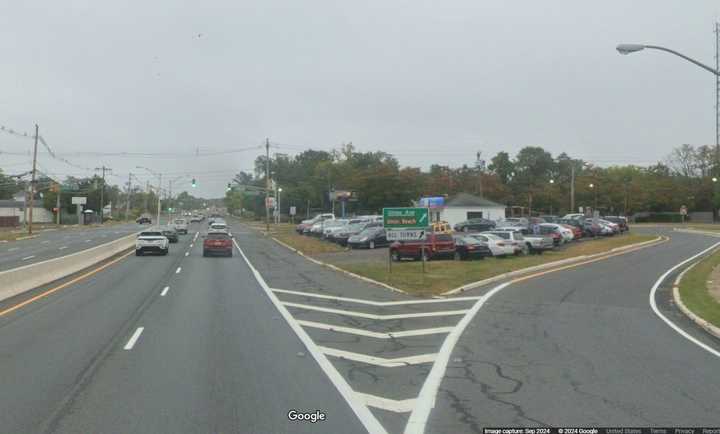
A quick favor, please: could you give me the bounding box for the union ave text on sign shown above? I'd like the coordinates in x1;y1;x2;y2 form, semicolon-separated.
382;207;429;229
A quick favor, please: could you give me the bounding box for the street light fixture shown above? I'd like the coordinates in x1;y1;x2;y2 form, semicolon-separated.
616;44;720;76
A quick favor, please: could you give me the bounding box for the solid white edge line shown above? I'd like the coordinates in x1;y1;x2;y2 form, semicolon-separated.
232;239;388;434
297;320;454;339
21;255;35;261
356;392;417;413
123;327;144;350
404;281;512;434
175;267;181;274
272;288;481;306
282;301;468;320
160;286;169;296
319;346;436;367
649;241;720;359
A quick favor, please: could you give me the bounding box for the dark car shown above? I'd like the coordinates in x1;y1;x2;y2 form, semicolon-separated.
389;233;455;261
453;218;496;233
452;235;492;260
136;215;152;224
335;222;381;246
347;227;388;249
162;227;179;243
603;216;629;232
203;232;233;257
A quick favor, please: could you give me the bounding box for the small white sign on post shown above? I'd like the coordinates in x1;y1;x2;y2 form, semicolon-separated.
386;229;426;241
289;206;297;216
71;196;87;205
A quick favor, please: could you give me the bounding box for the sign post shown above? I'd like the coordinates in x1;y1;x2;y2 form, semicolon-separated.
383;207;430;273
680;205;688;223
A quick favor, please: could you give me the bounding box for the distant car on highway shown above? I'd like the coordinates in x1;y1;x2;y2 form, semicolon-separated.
203;232;233;257
190;214;203;223
135;229;169;256
209;222;229;234
172;218;189;234
161;226;179;243
136;214;152;224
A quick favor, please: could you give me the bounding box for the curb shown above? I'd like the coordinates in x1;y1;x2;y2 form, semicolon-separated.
440;235;666;296
672;254;720;341
270;236;408;295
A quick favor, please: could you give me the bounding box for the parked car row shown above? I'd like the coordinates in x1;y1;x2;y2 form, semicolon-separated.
294;212;630;263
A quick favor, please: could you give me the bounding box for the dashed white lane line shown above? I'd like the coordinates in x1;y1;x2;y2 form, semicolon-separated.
21;255;35;261
41;240;50;244
185;252;189;257
58;246;68;250
318;346;436;367
297;320;454;339
356;392;416;413
123;327;144;350
190;244;194;248
282;302;468;320
273;288;481;306
160;286;170;296
175;267;182;274
8;247;19;252
85;239;92;243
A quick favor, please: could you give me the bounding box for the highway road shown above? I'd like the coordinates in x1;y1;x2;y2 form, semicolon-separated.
0;223;142;272
0;223;718;434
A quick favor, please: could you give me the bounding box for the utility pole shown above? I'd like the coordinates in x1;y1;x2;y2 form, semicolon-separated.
126;173;132;221
570;164;576;213
144;181;150;213
55;183;61;225
475;151;485;197
156;172;162;225
94;165;111;224
28;124;39;235
715;22;719;172
265;138;270;233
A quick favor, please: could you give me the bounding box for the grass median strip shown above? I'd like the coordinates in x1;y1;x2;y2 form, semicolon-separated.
254;222;345;255
678;249;720;329
334;234;655;296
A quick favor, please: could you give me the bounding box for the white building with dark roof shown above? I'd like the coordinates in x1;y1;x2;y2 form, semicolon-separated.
421;193;506;226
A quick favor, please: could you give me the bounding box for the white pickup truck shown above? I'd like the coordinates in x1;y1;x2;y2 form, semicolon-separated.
135;229;169;256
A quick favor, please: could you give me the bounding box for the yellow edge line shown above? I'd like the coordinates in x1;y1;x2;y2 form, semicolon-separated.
510;236;669;284
0;250;134;318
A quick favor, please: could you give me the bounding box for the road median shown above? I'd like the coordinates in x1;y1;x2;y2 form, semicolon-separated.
673;249;720;340
0;233;137;303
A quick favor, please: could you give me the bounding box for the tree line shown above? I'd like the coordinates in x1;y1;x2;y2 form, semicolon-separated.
226;143;716;219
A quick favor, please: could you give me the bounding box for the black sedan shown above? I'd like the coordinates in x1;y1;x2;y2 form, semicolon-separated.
453;235;492;260
347;227;389;249
453;218;496;233
162;227;179;243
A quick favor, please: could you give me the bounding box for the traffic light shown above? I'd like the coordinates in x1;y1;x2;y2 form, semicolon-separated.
191;178;196;188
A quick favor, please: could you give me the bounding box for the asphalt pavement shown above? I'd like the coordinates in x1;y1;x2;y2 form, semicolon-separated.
0;223;142;271
1;223;719;434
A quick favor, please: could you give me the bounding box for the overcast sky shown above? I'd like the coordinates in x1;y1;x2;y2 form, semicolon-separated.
1;0;719;197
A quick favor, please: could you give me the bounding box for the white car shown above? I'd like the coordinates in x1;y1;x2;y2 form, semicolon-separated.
481;230;528;255
135;229;169;256
540;223;574;243
322;219;349;238
468;233;515;257
172;218;189;234
209;222;230;235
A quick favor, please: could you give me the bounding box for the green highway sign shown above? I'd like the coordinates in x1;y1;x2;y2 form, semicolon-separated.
382;207;429;229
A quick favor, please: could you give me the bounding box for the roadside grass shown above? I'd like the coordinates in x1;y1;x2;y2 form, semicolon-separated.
335;234;656;296
678;250;720;329
253;222;345;255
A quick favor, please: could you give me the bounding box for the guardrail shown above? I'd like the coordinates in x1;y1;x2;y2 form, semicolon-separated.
0;233;137;303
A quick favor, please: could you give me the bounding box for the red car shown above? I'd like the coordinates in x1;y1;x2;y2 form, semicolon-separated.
203;232;233;257
560;224;582;240
389;233;455;261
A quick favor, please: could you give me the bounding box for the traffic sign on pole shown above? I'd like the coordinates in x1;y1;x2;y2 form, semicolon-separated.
386;229;426;241
382;207;429;229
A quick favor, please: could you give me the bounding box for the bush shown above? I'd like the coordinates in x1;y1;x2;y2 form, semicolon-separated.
634;212;686;223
